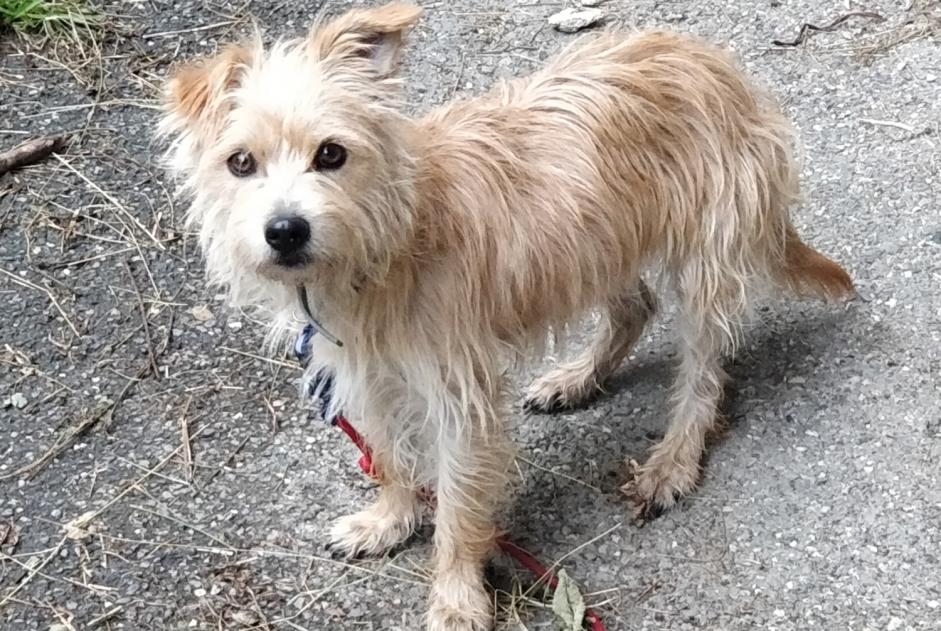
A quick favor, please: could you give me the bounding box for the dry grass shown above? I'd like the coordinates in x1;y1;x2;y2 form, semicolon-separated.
816;1;941;58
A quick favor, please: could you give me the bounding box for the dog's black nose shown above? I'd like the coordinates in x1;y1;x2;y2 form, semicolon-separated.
264;216;310;254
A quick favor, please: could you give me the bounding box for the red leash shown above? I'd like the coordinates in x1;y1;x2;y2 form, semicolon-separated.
334;416;377;478
333;414;606;631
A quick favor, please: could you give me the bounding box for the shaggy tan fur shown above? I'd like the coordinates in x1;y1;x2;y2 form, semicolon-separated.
160;4;854;629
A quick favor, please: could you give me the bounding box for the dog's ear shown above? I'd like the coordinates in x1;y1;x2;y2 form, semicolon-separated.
310;3;422;77
164;43;254;136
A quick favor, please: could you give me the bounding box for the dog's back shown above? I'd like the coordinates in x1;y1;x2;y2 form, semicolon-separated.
416;30;852;345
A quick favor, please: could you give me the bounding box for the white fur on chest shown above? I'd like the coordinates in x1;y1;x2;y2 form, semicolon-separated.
304;335;460;487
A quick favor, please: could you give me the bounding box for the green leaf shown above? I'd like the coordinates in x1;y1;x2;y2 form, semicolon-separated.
551;569;586;631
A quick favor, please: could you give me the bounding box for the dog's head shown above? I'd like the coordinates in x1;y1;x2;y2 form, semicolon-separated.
161;3;422;308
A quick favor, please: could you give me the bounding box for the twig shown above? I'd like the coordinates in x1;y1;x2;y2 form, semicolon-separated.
41;246;136;270
520;522;622;598
0;319;173;480
264;395;279;434
94;534;430;585
0;267;81;337
450;52;467;96
0;536;67;607
88;606;123;629
515;454;601;492
46;424;213;560
180;396;194;481
0;405;108;481
772;11;885;47
129;504;233;550
48;601;77;631
51;154;165;250
141;20;240;39
76;428;207;525
114;457;189;487
0;135;69;177
219;346;302;371
859;117;918;133
123;259;159;378
0;550;116;597
199;436;251;492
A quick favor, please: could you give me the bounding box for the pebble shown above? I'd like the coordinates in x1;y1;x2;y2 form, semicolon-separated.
548;8;604;33
191;305;214;321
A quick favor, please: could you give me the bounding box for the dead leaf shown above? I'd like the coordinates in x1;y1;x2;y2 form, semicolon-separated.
63;510;97;540
229;610;259;626
0;519;20;553
552;569;586;631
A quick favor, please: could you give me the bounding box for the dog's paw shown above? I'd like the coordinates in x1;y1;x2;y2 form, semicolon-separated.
327;506;417;560
426;581;492;631
426;608;491;631
523;367;599;413
620;457;699;523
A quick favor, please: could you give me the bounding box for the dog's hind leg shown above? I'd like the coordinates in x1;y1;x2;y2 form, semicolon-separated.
622;269;739;519
524;279;656;411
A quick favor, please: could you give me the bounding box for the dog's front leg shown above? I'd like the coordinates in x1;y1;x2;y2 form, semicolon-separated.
427;424;510;631
328;451;421;559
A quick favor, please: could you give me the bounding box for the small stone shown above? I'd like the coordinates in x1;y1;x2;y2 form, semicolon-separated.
887;617;903;631
191;305;214;321
548;8;604;33
580;0;603;6
231;611;258;625
227;320;243;331
8;393;27;409
193;588;207;597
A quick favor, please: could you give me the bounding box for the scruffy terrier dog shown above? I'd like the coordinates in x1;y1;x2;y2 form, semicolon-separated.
161;3;854;629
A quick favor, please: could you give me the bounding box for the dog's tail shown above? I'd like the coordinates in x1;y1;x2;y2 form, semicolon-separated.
778;224;856;302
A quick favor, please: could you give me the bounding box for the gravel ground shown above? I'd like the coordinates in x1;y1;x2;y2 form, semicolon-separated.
1;1;939;630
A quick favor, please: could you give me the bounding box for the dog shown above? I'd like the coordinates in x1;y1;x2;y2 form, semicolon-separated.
159;3;854;629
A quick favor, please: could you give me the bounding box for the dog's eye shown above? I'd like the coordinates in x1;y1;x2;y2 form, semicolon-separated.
227;151;257;177
313;142;347;171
